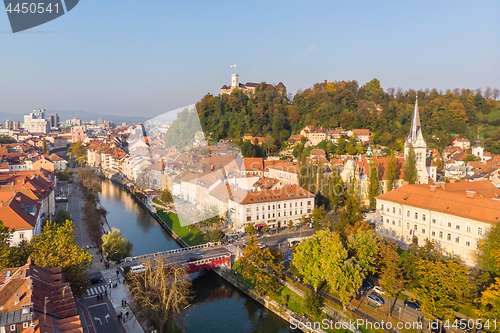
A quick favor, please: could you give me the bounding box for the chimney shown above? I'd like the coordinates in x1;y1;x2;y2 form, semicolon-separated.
430;185;436;192
402;181;409;186
466;191;476;199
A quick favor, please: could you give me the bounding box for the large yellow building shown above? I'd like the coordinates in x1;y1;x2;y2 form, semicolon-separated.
375;180;500;266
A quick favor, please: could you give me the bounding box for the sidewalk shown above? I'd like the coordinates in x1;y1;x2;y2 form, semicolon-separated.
101;269;145;333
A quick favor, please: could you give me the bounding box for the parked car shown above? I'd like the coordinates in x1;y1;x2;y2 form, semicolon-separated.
373;286;385;295
367;293;384;306
404;299;421;311
362;280;373;290
187;256;199;262
430;321;446;333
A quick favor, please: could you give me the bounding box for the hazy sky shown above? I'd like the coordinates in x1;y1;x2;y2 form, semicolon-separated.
1;0;499;118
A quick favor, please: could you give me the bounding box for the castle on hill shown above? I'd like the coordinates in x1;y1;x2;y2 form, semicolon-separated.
220;74;285;95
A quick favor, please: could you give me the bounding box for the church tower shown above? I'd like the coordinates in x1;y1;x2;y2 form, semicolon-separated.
472;130;484;161
405;96;429;184
231;74;239;88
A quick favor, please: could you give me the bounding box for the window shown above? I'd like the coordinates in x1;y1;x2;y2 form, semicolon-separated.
307;209;311;214
284;212;286;216
422;214;426;221
268;205;270;210
414;224;418;231
455;236;460;243
391;230;395;237
381;204;384;211
448;221;452;228
398;208;402;215
307;200;311;205
300;210;302;214
301;202;303;206
398;220;402;227
478;227;483;235
278;212;280;217
273;213;275;218
439;231;443;238
406;223;410;230
23;322;29;329
456;224;460;230
386;219;389;224
295;211;297;215
256;207;259;211
11;325;16;331
466;226;471;233
407;210;410;217
246;208;251;213
284;203;286;208
273;205;275;209
466;241;471;247
268;214;270;218
439;218;444;226
432;218;436;224
295;202;297;207
392;220;395;225
414;212;418;219
278;204;280;209
447;233;452;241
19;233;24;239
422;228;426;234
262;206;265;211
380;216;384;222
393;207;396;213
431;231;436;237
246;216;251;221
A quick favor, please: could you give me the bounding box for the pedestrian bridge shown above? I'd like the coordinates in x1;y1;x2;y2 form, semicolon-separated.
121;241;222;264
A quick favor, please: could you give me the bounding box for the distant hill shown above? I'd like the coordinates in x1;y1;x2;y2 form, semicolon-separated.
0;109;149;124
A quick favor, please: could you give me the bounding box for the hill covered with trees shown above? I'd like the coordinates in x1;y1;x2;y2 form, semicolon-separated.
195;80;500;155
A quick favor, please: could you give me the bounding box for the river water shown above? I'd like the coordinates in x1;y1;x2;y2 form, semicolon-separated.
99;179;297;333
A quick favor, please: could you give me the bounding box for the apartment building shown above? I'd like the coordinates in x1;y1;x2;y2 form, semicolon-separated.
375;181;500;266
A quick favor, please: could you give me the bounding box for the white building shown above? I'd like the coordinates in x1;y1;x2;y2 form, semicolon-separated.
375;181;500;266
228;184;315;231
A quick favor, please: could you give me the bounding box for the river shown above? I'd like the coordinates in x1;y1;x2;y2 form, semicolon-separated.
99;179;298;333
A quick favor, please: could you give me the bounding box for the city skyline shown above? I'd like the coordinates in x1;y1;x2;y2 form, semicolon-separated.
1;0;499;119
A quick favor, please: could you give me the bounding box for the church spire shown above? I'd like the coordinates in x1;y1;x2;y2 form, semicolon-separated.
406;94;425;147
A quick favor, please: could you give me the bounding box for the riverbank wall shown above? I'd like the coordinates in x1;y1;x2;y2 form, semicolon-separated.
96;171;189;249
212;267;334;333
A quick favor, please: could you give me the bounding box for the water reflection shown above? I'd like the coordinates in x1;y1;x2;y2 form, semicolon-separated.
179;270;299;333
99;179;179;256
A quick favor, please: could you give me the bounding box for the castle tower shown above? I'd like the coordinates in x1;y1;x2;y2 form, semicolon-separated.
472;130;484;161
231;74;239;88
405;96;429;184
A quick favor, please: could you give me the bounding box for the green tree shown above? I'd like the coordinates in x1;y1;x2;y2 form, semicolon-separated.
377;240;406;311
67;141;87;165
205;229;225;242
386;150;397;192
311;206;326;224
412;255;470;321
31;220;93;297
329;169;344;211
54;210;72;225
0;220;14;268
403;239;437;288
245;223;257;235
475;277;500;328
403;144;418;184
160;189;173;204
102;228;133;263
41;138;48;154
477;223;500;276
347;229;378;275
292;232;328;291
304;289;323;317
367;160;380;209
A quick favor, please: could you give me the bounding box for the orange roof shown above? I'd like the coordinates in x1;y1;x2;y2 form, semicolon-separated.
268;161;300;173
231;184;314;205
376;181;500;224
242;158;264;172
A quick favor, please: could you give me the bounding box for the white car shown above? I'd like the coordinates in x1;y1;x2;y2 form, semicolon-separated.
373;286;385;295
367;294;384;307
